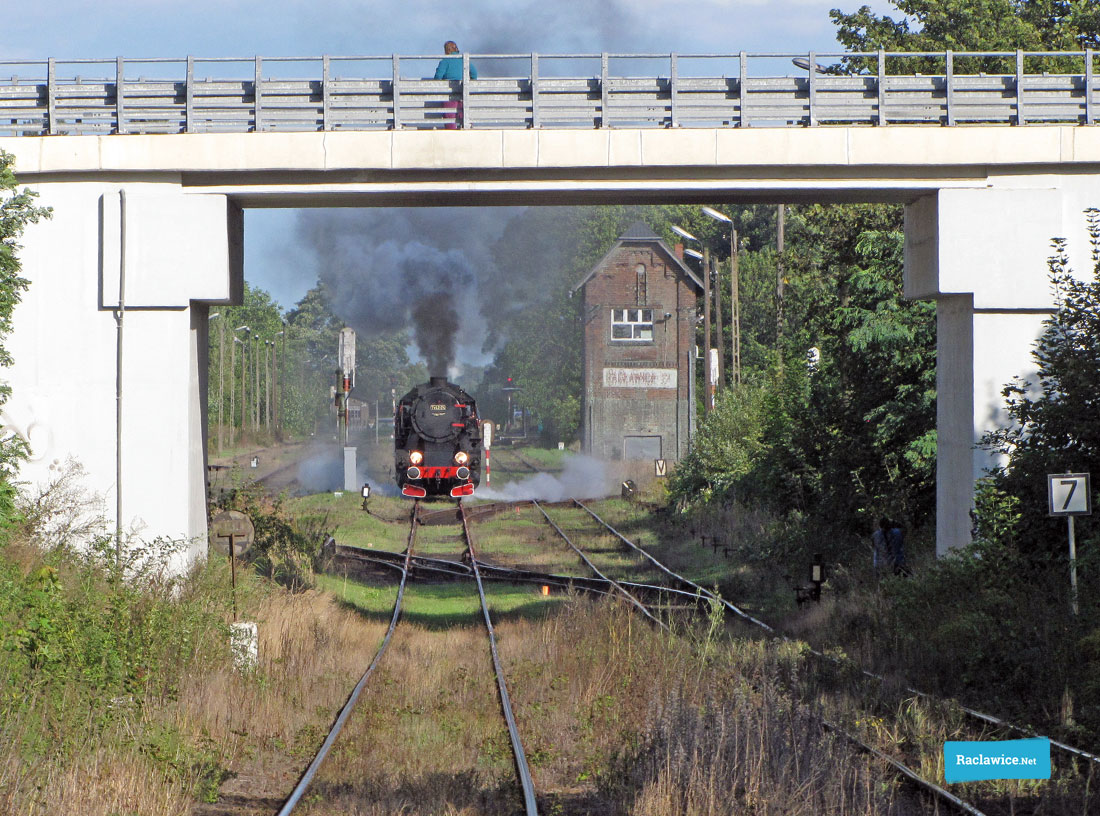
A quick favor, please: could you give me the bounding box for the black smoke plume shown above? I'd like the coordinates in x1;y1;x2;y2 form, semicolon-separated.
298;208;516;374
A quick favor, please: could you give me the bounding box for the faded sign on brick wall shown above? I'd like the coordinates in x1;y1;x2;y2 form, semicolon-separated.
603;368;677;389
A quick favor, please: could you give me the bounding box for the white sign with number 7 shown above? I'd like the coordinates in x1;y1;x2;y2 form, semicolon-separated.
1048;473;1091;516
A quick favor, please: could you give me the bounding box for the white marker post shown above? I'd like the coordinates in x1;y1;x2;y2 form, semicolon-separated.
1047;472;1091;616
338;328;356;490
482;420;493;487
707;348;719;411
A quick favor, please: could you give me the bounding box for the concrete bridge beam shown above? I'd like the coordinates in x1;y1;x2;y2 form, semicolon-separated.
906;184;1096;555
9;179;242;570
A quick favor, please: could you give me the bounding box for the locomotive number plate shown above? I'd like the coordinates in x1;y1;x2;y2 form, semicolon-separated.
430;403;447;413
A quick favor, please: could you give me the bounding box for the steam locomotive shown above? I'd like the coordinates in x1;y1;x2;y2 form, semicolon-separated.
394;377;482;498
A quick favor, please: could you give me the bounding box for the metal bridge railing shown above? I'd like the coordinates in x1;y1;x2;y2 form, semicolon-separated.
0;50;1097;137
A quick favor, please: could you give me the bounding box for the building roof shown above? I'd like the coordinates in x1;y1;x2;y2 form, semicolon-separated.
619;220;661;240
570;221;705;296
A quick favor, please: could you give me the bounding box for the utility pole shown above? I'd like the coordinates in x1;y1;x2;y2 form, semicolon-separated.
216;315;225;451
264;341;272;430
777;204;786;342
711;254;724;388
229;337;236;446
271;337;278;432
731;228;741;386
240;332;248;438
254;336;261;431
279;325;287;433
703;245;712;413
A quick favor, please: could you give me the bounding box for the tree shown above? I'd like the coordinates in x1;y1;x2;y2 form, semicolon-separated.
831;1;1100;74
484;204;684;442
982;211;1100;548
0;150;51;526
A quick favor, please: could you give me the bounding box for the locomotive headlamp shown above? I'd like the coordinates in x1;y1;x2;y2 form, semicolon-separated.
409;451;423;465
454;451;469;465
407;466;421;480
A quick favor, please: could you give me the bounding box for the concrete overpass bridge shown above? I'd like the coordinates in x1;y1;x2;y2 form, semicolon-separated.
3;50;1100;568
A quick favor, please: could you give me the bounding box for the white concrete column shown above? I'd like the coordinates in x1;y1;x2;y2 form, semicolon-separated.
905;186;1088;555
8;179;241;571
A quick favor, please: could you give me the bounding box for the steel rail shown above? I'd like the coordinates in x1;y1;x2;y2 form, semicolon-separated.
333;541;616;596
276;501;420;815
532;500;668;631
458;501;539;816
572;499;1100;767
572;499;777;632
464;492;997;811
822;718;989;816
569;498;999;813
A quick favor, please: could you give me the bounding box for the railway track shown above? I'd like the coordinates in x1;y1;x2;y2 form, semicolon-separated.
291;473;1097;813
473;450;1093;813
277;501;419;815
457;500;539;816
572;499;1100;769
280;499;541;815
564;498;1100;814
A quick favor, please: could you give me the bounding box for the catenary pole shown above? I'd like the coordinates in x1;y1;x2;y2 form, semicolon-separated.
217;315;225;451
776;204;786;342
731;227;741;386
229;337;236;446
703;245;712;412
712;254;724;388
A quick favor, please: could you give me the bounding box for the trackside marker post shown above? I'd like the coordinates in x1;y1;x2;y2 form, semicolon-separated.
482;420;493;487
1048;472;1091;615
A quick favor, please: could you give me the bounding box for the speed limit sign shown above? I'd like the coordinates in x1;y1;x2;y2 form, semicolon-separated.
1048;473;1091;516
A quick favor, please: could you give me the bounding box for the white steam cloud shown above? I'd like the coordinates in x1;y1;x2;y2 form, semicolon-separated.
476;454;613;502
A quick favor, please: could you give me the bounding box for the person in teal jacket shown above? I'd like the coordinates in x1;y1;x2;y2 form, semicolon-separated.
435;41;477;127
434;41;478;80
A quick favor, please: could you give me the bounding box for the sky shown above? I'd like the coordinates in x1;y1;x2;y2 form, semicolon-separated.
4;0;896;367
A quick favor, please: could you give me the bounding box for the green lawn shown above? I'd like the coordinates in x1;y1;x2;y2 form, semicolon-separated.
317;573;568;630
286;492;415;551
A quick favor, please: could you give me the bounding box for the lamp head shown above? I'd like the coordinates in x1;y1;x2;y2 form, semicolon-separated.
701;206;732;224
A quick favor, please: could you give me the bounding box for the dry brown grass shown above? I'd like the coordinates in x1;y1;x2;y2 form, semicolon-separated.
494;598;897;815
301;607;517;815
292;589;897;815
0;557;392;816
178;589;389;757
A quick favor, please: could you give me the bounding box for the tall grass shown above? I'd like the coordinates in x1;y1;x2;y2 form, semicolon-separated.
500;597;895;814
0;465;394;815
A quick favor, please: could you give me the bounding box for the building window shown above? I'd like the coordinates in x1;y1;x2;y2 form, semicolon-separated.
636;263;647;305
611;308;653;342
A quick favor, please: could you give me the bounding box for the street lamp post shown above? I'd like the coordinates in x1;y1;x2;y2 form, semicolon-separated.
210;312;224;451
233;326;250;446
264;340;272;431
253;335;261;431
701;206;740;387
777;204;786;342
275;327;286;433
710;252;724;388
673;224;715;412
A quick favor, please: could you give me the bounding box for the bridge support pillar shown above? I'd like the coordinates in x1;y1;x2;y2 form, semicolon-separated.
8;180;242;572
906;184;1094;556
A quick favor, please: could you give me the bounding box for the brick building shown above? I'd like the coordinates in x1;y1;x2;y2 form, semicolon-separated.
571;222;703;462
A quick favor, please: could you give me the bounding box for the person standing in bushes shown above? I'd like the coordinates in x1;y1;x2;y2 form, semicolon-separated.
886;519;908;576
872;517;890;576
